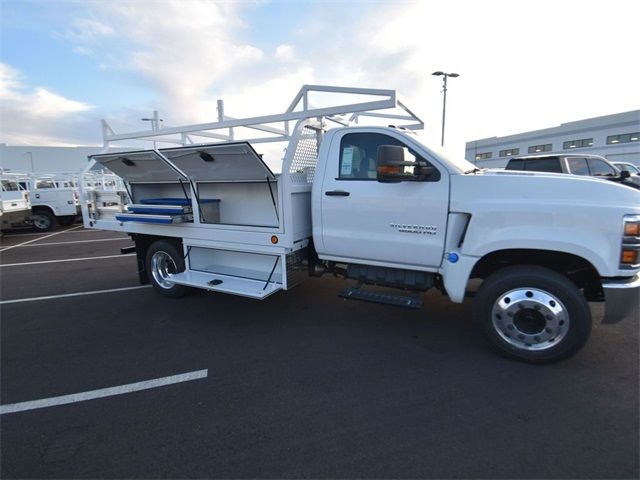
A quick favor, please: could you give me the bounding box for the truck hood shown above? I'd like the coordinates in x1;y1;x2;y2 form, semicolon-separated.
459;168;640;206
449;170;640;278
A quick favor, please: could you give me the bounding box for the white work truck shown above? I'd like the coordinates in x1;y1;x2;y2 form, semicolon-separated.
81;86;640;363
1;177;32;231
17;175;80;231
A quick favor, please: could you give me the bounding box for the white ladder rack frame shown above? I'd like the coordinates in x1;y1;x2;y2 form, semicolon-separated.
99;85;424;149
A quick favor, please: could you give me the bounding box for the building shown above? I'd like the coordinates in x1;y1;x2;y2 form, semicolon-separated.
0;144;106;173
465;110;640;168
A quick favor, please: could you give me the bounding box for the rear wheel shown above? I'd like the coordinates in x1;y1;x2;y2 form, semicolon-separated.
31;210;56;232
145;240;188;298
474;265;592;363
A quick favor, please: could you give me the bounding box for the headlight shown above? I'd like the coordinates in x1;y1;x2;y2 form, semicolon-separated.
621;215;640;268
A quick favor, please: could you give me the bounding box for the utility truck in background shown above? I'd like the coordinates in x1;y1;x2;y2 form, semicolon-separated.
0;176;32;231
81;85;640;363
17;175;80;231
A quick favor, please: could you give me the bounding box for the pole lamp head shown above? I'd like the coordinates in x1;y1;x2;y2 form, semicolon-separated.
448;73;460;78
432;71;444;76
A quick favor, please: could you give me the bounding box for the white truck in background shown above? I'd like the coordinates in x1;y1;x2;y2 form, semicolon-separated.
81;85;640;364
16;175;80;231
0;177;32;231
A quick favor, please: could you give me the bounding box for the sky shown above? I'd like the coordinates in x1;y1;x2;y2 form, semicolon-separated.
1;0;639;159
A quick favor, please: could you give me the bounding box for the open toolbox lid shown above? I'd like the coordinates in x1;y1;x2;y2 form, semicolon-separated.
161;142;276;183
90;150;188;183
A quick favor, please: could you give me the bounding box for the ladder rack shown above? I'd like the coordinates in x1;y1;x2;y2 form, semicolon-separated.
100;85;424;150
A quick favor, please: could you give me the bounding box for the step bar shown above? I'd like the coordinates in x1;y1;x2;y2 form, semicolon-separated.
168;270;282;299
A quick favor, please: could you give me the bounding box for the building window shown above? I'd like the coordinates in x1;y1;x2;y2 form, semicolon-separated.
499;148;520;157
563;138;593;149
607;132;640;144
528;143;552;153
475;152;492;160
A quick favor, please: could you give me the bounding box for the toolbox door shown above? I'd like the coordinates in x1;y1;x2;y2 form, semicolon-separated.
90;150;188;183
161;143;276;182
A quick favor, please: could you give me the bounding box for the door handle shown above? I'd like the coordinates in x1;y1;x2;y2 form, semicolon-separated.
35;194;40;199
325;190;350;197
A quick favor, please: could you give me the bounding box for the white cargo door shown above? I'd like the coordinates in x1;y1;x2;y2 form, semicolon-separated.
161;143;275;182
90;150;188;183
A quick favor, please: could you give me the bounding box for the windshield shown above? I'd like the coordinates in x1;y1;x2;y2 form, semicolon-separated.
617;163;639;174
410;132;478;173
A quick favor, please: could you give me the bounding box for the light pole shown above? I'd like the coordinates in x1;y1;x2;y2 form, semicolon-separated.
432;71;459;147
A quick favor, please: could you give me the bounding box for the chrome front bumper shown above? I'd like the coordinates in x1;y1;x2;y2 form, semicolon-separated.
601;275;640;324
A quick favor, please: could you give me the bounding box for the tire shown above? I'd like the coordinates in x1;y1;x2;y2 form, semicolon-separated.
474;265;592;364
58;215;77;226
145;240;188;298
31;210;56;232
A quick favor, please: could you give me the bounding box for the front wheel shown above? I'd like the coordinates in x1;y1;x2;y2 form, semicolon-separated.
31;210;56;232
474;265;592;364
145;240;188;298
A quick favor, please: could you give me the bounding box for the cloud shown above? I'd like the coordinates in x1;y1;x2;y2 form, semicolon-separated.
5;0;639;159
275;44;295;62
0;63;95;145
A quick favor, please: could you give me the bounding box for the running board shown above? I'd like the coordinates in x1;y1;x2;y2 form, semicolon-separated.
168;270;281;299
339;287;422;309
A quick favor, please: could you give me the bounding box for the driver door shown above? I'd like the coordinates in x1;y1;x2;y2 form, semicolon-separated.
320;130;449;269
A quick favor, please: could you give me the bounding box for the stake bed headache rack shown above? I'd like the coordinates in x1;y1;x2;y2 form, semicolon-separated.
81;85;424;299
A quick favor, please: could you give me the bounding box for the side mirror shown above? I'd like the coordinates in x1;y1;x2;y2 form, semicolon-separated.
619;169;631;180
376;145;435;183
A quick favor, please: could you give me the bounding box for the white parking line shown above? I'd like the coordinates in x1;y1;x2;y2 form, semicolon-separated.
0;369;208;415
0;225;83;253
20;238;130;248
0;285;151;305
0;253;135;268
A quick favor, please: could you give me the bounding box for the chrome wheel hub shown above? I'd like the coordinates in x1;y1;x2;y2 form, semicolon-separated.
492;288;569;351
32;214;50;230
150;251;177;289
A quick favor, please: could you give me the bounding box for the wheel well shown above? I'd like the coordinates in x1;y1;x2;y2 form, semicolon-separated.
470;249;603;301
31;206;54;215
132;234;183;285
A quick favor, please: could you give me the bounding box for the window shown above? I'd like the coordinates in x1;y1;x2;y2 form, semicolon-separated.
588;158;616;177
528;144;552;153
607;132;640;144
1;180;20;192
35;179;56;189
567;157;590;175
475;152;492;160
338;132;439;181
499;148;519;157
563;138;593;149
524;158;562;173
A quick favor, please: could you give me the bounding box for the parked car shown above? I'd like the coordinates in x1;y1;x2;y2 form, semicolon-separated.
504;154;640;189
612;161;640;177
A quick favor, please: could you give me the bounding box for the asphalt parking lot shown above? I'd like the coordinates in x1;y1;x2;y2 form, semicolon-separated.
1;225;638;479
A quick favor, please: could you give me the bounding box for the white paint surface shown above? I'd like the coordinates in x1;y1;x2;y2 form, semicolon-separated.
0;369;208;415
0;285;151;305
1;253;135;268
0;225;82;253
